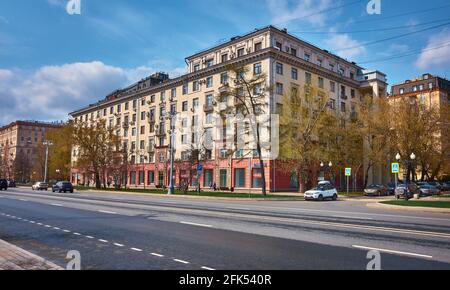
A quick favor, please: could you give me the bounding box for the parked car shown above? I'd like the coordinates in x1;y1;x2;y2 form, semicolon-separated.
52;181;74;193
364;184;389;196
0;179;7;191
7;180;16;188
386;182;397;195
443;182;450;192
305;183;338;201
395;183;420;200
428;182;443;191
418;184;440;196
32;182;48;191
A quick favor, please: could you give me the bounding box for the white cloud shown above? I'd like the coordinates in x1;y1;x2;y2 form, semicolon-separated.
0;61;162;125
266;0;333;26
416;29;450;70
325;34;367;60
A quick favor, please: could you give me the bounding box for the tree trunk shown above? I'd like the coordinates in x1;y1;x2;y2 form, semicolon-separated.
298;170;305;194
364;163;372;188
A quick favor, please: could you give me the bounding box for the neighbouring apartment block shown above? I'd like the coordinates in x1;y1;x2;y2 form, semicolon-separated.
69;26;387;192
0;121;62;182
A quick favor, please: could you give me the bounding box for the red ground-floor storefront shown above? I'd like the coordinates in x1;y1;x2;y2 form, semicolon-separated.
71;159;364;192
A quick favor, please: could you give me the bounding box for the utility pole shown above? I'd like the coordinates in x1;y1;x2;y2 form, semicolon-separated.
43;140;53;183
167;111;176;195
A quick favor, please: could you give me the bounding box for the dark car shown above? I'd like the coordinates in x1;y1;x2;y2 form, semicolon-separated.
386;182;397;195
0;179;7;191
395;183;421;200
443;182;450;192
364;184;389;196
7;180;16;188
52;181;74;193
428;182;443;191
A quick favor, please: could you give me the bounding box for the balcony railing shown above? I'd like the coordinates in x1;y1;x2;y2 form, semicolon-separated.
203;103;214;112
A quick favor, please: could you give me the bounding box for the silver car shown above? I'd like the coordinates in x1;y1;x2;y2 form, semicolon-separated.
32;182;49;191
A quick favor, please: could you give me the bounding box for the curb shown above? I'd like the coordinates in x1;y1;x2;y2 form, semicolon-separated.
367;202;450;214
81;189;304;202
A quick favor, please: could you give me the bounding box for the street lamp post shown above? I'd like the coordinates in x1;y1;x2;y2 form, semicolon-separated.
396;153;416;200
320;161;333;183
167;111;177;195
43;140;53;183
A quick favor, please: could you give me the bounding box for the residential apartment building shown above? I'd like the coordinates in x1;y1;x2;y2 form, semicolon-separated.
70;26;387;191
390;73;450;179
0;120;62;181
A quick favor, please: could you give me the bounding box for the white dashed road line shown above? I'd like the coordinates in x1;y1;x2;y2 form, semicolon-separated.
51;203;63;207
131;248;143;252
151;253;164;258
352;245;433;259
114;243;125;247
201;266;216;271
180;221;213;228
173;259;190;264
99;239;109;243
98;210;117;215
85;236;94;239
73;232;81;236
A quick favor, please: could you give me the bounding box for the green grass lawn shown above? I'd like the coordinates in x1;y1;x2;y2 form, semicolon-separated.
74;186;300;199
339;192;365;197
381;200;450;209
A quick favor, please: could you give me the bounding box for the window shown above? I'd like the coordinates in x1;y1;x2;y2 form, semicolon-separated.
305;72;312;84
150;95;155;103
275;41;282;50
206;113;213;124
132;128;137;137
254;63;262;75
330;81;336;93
399;88;405;94
329;63;335;71
304;53;311;62
220;72;228;85
140;140;145;149
117;104;121;113
290;48;297;56
206;59;214;67
182;118;188;128
193;98;199;110
194;64;200;72
351;89;356;99
124;102;129;111
141;112;146;121
291;68;298;80
206;76;213;88
235;169;246;188
340;85;346;98
182;134;188;144
428;82;433;89
193;81;200;91
318;77;324;89
350;72;355;80
341;102;346;112
254;42;262;51
160;91;166;102
140;126;145;135
330;99;336;110
182;101;188;112
419;84;424;91
221;54;228;63
171;88;177;99
317;59;322;67
133;100;137;109
339;68;345;76
412;86;418;92
237;48;245;57
110;107;114;114
182;83;188;95
276;83;284;95
276;63;283;75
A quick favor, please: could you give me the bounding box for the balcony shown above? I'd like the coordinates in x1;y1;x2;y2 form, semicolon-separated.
122;122;129;129
156;129;166;137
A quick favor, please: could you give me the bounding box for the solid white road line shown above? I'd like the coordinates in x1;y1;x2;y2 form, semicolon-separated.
180;221;213;228
114;243;124;247
131;248;143;252
201;266;216;271
98;210;117;214
173;259;190;264
150;253;164;257
332;215;374;220
352;245;433;259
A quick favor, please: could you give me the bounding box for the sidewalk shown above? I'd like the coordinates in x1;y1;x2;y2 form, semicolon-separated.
0;239;62;270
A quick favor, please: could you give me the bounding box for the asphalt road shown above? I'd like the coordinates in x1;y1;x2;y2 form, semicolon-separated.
0;187;449;270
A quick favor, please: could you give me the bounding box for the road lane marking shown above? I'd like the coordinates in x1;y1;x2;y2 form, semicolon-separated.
63;230;71;233
180;221;213;228
114;243;124;247
352;245;433;259
85;236;94;239
45;225;51;228
37;223;43;226
173;259;190;264
99;239;109;243
332;215;374;220
51;203;63;207
19;199;28;202
151;253;164;257
30;221;35;224
131;248;143;252
98;210;117;214
73;232;81;236
53;227;60;230
201;266;216;271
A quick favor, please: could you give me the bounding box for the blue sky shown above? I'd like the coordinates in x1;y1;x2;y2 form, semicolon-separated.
1;0;450;125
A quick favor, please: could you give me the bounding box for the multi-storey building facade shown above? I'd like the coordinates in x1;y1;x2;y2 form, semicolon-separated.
0;120;61;181
70;26;387;191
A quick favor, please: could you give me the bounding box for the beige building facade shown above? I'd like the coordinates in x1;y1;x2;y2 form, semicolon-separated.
70;26;387;191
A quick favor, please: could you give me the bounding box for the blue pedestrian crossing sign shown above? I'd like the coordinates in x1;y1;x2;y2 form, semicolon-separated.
197;164;203;172
391;163;400;174
345;168;352;177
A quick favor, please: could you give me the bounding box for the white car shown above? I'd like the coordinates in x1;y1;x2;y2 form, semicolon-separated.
32;182;49;191
304;183;338;201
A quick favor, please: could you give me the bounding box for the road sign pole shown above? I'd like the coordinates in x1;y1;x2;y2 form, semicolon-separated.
347;176;349;194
